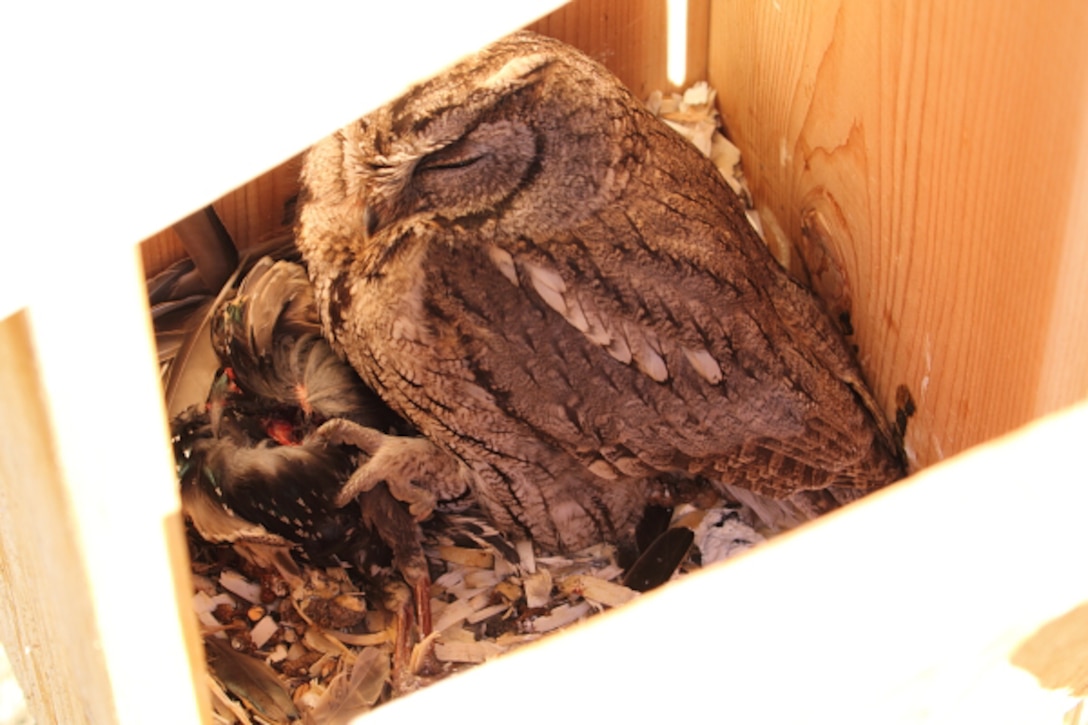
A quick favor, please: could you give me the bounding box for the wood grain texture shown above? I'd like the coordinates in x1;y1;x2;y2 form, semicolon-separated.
708;0;1088;468
1013;602;1088;698
140;155;303;278
528;0;668;97
0;311;119;724
211;153;304;255
0;246;209;725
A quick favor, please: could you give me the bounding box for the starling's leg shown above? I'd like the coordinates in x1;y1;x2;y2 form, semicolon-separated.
382;580;416;692
313;418;475;519
358;484;433;635
412;575;433;637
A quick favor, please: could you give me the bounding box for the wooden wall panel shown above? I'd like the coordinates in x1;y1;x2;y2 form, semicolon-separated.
708;0;1088;468
528;0;669;97
140;155;303;278
529;0;711;93
0;244;209;724
0;312;119;724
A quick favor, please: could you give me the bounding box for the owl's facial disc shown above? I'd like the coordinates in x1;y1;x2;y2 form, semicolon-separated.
366;118;538;235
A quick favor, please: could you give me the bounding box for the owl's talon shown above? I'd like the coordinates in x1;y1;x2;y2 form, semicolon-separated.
313;418;471;519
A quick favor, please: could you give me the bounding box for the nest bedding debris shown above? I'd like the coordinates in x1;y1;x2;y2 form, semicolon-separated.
155;82;768;724
188;490;762;724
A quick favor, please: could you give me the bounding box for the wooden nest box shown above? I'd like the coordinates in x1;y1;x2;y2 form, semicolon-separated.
2;1;1087;722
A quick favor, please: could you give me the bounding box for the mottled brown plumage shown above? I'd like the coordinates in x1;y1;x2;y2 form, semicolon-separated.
296;31;904;551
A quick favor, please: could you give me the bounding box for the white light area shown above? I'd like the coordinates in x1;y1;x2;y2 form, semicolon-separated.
667;0;689;86
0;0;568;320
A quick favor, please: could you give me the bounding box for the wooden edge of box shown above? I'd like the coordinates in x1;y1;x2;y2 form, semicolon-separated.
0;244;209;724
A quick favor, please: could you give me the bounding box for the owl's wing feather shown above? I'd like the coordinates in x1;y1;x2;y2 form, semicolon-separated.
433;196;899;494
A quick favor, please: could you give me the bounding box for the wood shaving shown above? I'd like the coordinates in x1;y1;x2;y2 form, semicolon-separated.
220;570;263;604
557;575;638;608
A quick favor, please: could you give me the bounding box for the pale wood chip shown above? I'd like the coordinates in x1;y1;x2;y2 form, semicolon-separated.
558;575;639;608
266;644;288;664
194;591;236;633
219;569;262;603
671;503;706;531
466;602;510;624
428;599;448;624
323;630;392;647
439;626;476;643
516;539;536;574
494;631;540;647
534;554;574;569
529;602;592;633
433;569;465;591
295;682;324;711
434;637;508;664
523;569;553;609
443;584;492;601
250;615;279;649
303;627;351;656
433;592;493;634
494;579;522;603
198;612;224;633
435;545;494;568
464;567;504;589
194;590;236;615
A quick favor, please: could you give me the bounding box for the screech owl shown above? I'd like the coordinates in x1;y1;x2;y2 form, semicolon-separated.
295;31;905;552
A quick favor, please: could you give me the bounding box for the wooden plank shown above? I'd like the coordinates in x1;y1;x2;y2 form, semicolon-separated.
0;313;119;723
528;0;669;98
707;0;1088;467
359;400;1088;724
0;244;207;724
685;0;711;85
511;0;712;97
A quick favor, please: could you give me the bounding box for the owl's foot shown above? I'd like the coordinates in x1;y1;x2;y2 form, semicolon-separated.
313;418;472;520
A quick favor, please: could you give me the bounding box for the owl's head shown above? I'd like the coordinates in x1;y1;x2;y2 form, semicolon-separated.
298;31;644;263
